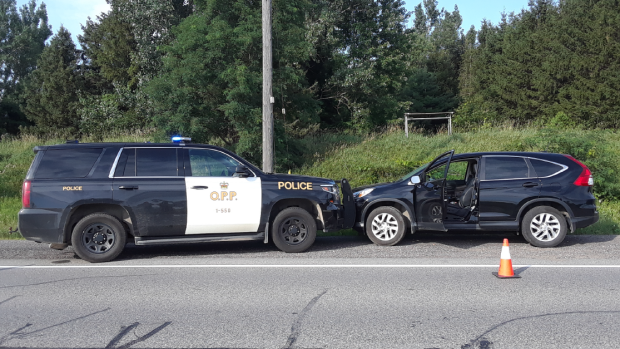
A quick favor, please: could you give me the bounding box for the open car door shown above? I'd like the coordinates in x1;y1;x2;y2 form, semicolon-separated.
413;150;454;231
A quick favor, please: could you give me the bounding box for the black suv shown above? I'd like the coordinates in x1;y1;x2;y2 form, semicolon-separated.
19;139;355;262
352;151;598;247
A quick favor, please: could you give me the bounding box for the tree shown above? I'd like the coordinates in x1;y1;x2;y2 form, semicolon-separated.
0;0;51;134
79;9;137;91
21;27;82;136
146;0;317;167
308;0;421;129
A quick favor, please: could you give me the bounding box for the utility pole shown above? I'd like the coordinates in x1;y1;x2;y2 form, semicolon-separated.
262;0;274;173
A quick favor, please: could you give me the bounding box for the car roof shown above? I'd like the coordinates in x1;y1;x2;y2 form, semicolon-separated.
450;151;564;160
35;142;227;151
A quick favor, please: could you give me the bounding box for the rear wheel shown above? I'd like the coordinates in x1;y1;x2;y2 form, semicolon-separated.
521;206;567;247
71;213;126;263
272;207;317;253
366;206;406;246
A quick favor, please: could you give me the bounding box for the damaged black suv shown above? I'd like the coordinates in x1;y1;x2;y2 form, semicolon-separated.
353;151;599;247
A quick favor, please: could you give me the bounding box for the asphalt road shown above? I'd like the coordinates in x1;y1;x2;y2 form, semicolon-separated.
2;233;620;349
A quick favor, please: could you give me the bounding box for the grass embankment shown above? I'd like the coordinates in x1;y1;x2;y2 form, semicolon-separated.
1;127;619;239
297;127;620;235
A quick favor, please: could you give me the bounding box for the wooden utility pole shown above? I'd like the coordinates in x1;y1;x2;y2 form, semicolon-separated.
262;0;274;173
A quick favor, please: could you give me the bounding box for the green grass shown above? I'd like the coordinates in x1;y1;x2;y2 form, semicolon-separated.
1;126;619;239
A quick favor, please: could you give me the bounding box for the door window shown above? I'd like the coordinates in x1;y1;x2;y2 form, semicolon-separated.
136;148;178;177
446;161;468;181
187;149;242;177
484;157;530;180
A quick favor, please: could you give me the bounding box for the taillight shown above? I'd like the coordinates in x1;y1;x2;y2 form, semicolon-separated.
563;155;593;186
22;180;31;208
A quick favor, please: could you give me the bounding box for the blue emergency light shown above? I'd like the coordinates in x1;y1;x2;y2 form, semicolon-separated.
171;136;191;143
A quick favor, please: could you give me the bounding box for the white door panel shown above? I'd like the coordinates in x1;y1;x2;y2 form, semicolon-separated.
185;177;262;234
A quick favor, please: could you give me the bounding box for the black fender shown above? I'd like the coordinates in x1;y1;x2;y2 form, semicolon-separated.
264;197;323;230
361;199;417;233
61;200;135;242
516;197;575;231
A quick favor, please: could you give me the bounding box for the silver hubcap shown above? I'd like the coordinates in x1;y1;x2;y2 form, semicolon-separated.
371;213;399;241
530;213;561;241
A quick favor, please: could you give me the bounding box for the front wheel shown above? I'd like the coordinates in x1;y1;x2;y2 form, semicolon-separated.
71;213;127;263
272;207;317;253
365;206;406;246
521;206;567;247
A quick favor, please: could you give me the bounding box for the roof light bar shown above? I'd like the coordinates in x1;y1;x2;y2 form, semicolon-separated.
172;136;191;144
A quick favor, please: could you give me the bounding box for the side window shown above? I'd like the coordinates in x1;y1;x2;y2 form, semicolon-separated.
530;159;564;177
484;157;530;180
187;149;242;177
446;161;468;181
35;148;103;179
135;148;178;177
426;163;447;182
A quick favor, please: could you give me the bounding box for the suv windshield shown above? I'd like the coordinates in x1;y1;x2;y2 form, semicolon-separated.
398;163;428;181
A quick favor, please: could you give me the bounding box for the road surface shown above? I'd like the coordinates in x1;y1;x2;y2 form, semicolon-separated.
1;233;620;349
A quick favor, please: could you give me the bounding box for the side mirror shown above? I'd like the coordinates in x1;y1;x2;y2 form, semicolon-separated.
410;175;421;184
233;165;250;178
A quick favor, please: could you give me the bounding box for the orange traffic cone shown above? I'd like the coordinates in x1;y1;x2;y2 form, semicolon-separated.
493;238;521;279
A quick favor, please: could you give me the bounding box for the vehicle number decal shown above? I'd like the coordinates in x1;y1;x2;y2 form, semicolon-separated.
216;208;231;213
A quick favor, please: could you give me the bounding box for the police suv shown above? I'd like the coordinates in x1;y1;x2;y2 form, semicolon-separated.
19;138;355;262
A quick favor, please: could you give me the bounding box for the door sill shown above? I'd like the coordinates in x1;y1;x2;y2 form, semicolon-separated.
134;233;264;246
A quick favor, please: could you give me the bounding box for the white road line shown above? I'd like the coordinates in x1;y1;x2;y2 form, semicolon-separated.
2;264;620;269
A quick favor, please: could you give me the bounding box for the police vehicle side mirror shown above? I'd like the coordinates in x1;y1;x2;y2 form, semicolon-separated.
233;166;250;178
410;175;421;185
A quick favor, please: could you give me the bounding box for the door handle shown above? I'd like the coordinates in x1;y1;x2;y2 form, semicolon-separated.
118;185;138;190
522;182;539;188
191;186;209;190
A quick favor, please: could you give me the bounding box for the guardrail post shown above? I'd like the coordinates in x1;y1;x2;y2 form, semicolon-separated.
405;117;408;138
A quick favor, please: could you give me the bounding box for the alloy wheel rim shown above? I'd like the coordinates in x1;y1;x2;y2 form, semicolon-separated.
530;213;561;241
431;205;443;223
82;223;115;254
371;213;399;241
279;217;308;245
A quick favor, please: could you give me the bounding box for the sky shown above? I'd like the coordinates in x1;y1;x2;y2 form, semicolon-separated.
17;0;531;45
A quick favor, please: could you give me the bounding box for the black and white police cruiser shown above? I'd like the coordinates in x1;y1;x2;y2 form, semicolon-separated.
18;137;355;262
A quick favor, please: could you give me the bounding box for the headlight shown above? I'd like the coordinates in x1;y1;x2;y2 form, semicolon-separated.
353;188;374;198
321;185;340;203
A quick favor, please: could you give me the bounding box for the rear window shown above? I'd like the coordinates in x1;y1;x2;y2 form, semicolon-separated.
530;159;564;177
484;157;530;180
35;148;103;179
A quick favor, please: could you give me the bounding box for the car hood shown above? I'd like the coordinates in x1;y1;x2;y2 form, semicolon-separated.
352;182;394;193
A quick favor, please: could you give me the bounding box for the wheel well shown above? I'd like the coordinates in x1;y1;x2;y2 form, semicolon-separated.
364;201;413;232
519;201;572;232
63;204;133;243
269;199;323;229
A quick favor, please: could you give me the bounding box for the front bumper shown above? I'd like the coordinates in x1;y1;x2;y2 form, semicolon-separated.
321;178;356;232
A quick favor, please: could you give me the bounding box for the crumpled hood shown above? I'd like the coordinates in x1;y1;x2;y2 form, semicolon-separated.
352;182;393;193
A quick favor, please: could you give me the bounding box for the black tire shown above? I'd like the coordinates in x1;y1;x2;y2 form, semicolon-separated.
272;207;317;253
521;206;567;248
71;213;127;263
365;206;406;246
